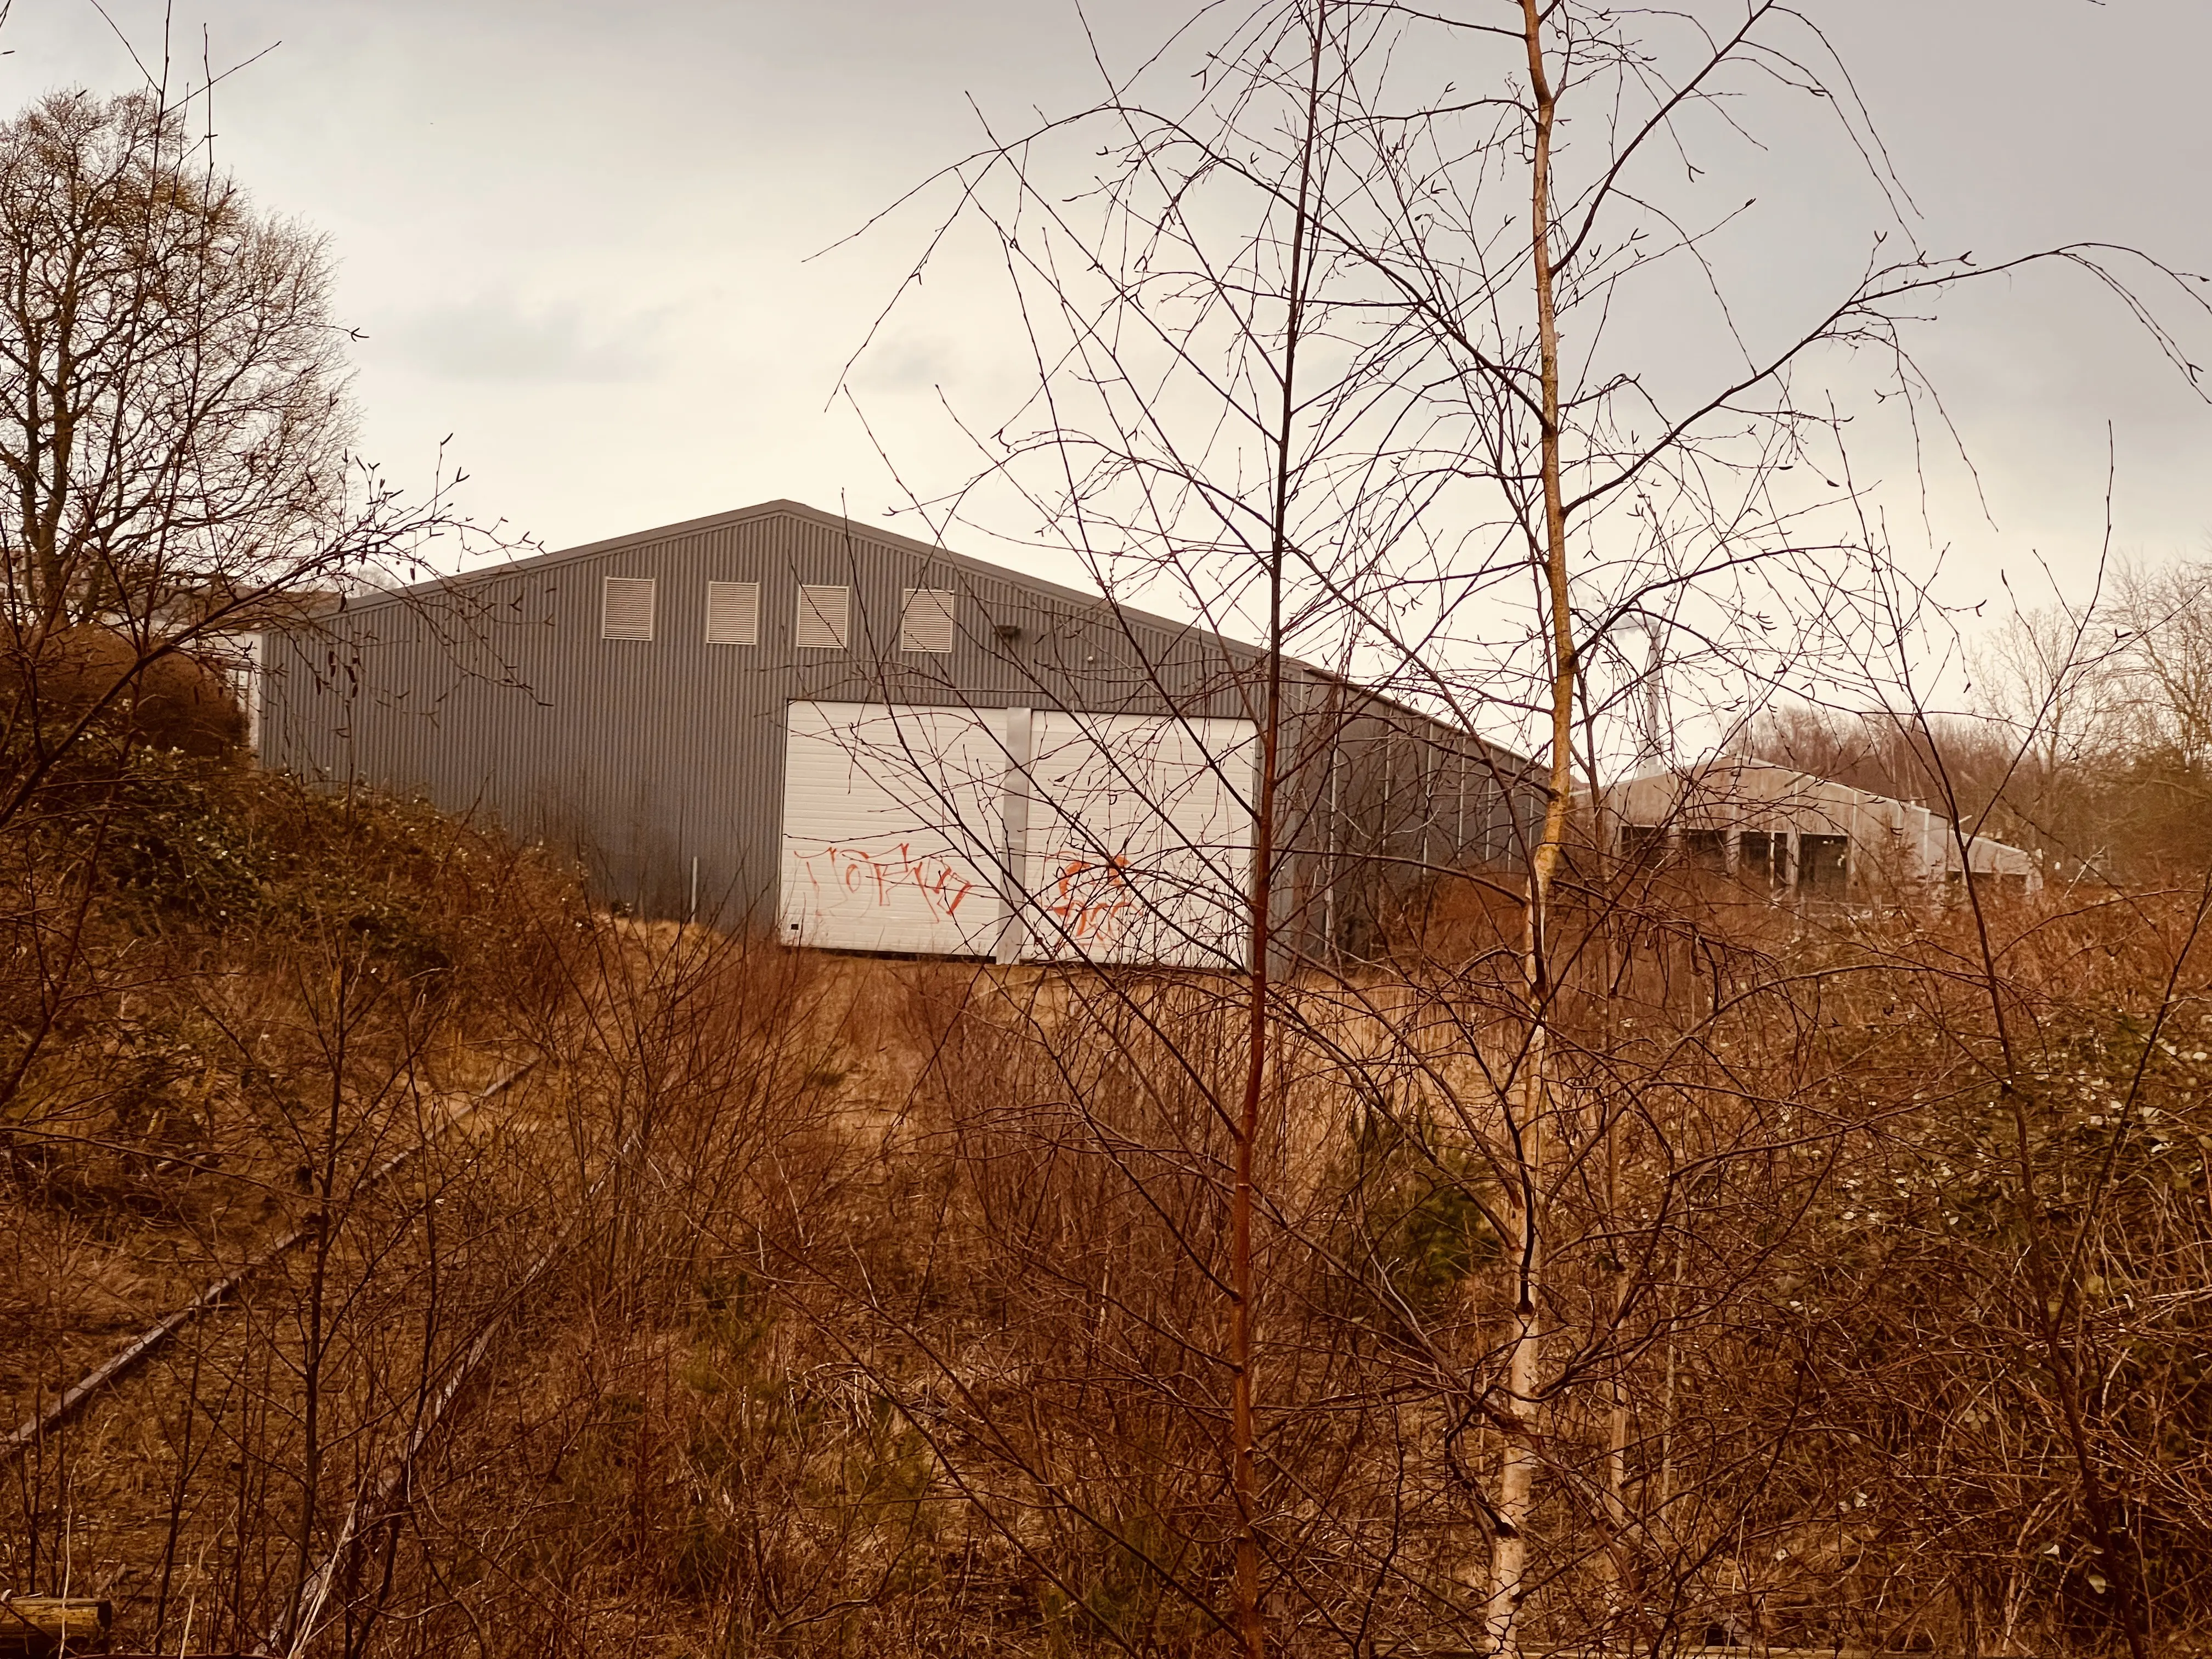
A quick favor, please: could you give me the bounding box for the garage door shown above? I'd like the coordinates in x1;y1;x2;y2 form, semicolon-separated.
781;702;1011;954
1017;712;1257;968
781;702;1257;965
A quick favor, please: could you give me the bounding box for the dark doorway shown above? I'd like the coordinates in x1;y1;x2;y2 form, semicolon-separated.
1618;823;1669;867
1797;833;1849;895
1739;831;1775;888
1684;829;1728;871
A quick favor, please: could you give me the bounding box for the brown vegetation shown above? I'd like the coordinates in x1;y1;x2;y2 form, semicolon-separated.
0;722;2208;1658
4;10;2210;1657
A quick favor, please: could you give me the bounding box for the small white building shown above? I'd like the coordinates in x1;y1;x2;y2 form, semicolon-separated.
1601;758;2040;899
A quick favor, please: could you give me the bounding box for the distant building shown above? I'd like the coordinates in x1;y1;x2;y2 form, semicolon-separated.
1602;757;2040;898
254;499;1542;964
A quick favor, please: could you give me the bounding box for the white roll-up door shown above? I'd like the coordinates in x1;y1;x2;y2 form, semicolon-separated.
781;702;1009;954
1017;712;1257;968
781;702;1257;965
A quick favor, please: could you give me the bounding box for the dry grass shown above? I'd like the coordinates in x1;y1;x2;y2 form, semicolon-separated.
3;758;2208;1655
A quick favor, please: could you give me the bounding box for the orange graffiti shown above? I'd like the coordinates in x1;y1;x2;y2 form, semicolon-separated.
797;843;978;919
1046;854;1134;939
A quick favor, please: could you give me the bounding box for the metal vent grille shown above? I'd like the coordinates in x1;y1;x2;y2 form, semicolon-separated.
795;584;850;650
704;580;760;645
900;588;957;653
601;576;656;640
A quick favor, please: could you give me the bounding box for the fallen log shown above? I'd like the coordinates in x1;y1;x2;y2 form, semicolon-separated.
0;1594;110;1656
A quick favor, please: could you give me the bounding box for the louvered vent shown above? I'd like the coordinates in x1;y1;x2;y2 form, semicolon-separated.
601;576;656;641
795;584;850;650
704;580;760;645
900;588;957;653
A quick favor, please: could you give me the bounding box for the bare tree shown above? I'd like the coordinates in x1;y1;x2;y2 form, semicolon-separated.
2113;556;2212;768
0;87;479;831
0;90;346;628
1969;603;2131;781
840;3;2212;1655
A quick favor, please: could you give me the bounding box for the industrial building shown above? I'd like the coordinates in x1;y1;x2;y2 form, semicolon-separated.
255;500;1539;967
1603;757;2040;898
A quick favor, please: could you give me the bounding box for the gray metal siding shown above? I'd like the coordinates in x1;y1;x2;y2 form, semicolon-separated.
1267;677;1541;960
259;501;1538;951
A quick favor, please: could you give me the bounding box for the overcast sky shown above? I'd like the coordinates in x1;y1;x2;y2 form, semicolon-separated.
1;0;2206;624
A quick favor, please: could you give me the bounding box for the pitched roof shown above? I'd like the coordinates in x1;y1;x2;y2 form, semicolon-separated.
330;496;1524;760
349;498;1242;651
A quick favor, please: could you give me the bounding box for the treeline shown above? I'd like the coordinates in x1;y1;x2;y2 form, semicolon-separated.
1748;558;2212;885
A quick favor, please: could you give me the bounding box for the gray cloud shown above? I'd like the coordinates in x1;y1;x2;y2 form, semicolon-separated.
375;296;665;384
2;0;2202;603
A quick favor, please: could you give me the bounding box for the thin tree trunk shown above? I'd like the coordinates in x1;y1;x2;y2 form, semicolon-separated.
289;961;351;1653
1487;7;1575;1655
1231;12;1329;1656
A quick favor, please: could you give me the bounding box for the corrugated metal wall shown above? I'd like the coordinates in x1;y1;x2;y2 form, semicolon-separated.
258;500;1538;958
1271;676;1541;961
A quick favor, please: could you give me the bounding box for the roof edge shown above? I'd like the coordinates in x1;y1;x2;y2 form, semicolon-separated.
310;496;1526;758
344;498;1255;651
